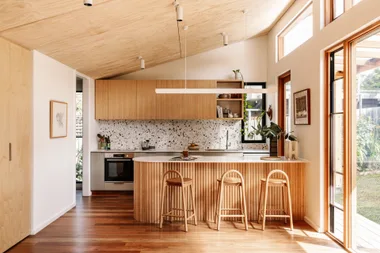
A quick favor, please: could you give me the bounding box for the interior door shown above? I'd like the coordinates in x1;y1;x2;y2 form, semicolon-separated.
0;38;11;252
0;38;32;252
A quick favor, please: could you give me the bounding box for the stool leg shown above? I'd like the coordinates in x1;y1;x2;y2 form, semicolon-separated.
262;181;269;231
182;185;188;232
282;185;287;224
159;184;167;229
190;184;197;226
239;184;244;224
217;183;224;231
286;183;293;231
214;182;220;224
241;183;249;231
257;182;263;224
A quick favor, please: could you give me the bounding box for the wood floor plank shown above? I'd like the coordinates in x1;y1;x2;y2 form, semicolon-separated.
6;192;345;253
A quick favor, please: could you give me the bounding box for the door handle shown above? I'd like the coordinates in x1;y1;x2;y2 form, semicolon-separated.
9;143;12;161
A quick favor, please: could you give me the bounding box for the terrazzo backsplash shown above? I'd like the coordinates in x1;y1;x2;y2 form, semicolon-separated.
98;120;268;151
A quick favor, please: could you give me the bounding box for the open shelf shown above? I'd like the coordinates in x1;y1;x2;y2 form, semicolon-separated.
216;80;244;119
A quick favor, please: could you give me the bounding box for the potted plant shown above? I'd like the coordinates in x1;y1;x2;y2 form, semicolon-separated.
248;111;297;157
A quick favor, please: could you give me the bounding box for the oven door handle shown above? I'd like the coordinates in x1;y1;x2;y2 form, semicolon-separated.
105;159;132;162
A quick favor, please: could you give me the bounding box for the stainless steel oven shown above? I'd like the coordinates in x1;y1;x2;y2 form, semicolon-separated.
104;153;134;182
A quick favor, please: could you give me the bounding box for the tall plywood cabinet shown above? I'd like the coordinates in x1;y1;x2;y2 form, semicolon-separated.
0;38;32;252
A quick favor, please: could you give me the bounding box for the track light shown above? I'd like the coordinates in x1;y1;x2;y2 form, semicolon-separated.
84;0;93;6
138;56;145;70
221;32;228;46
174;1;183;22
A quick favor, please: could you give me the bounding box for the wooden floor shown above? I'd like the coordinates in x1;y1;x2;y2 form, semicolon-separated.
7;192;345;253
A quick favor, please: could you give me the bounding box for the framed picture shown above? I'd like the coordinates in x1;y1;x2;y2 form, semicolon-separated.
293;89;311;125
50;100;68;138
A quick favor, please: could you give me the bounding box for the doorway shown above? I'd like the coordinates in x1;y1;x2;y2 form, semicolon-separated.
326;22;380;251
76;77;83;192
278;71;292;156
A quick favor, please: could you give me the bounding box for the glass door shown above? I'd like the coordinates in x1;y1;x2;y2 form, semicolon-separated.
328;48;345;243
350;29;380;253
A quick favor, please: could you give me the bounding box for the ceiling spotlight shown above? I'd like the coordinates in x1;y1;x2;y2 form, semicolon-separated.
84;0;93;6
174;1;183;22
221;32;228;46
138;56;145;70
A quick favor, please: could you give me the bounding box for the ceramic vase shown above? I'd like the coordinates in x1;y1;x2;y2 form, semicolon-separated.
284;140;299;160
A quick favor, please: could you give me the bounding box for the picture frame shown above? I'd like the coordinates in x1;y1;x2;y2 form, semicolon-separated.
293;89;311;125
50;100;68;138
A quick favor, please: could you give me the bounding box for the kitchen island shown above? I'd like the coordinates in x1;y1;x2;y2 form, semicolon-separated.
133;156;307;224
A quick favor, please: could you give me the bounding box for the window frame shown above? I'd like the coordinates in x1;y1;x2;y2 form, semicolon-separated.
241;82;267;144
325;0;363;25
277;0;313;61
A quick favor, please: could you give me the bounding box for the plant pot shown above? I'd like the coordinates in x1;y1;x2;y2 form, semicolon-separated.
269;138;278;157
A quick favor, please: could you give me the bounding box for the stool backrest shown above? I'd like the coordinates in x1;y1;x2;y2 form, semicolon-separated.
220;169;244;183
266;169;289;182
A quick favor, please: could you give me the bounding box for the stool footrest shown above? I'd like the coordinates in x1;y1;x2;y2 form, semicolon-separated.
220;214;246;218
221;208;242;211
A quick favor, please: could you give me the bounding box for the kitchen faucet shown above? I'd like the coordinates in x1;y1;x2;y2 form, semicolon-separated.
226;130;229;150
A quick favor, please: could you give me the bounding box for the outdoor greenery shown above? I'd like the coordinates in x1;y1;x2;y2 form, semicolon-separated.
361;67;380;90
76;93;83;182
357;115;380;171
76;146;83;182
356;173;380;224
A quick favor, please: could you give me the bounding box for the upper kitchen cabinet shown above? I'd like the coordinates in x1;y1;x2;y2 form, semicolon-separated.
95;80;109;120
108;80;137;120
95;80;137;120
156;80;185;119
183;80;217;119
136;80;157;120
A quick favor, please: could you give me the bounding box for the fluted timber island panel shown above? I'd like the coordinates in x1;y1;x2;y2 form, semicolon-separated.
134;159;306;224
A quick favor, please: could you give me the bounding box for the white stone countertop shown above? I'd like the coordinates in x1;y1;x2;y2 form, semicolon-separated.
133;156;308;163
91;149;269;154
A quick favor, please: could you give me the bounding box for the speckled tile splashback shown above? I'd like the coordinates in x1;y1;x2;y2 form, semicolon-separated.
98;120;267;150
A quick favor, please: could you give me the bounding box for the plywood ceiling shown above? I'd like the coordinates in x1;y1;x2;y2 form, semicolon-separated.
0;0;294;79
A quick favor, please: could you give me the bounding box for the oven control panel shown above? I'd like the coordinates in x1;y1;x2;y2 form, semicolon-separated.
104;153;134;158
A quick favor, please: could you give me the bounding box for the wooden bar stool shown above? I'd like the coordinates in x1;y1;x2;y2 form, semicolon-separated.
214;169;248;231
159;170;197;232
257;170;293;231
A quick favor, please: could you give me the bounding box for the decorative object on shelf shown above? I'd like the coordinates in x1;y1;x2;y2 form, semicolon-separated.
266;105;273;121
249;111;297;157
50;100;68;139
188;143;200;150
230;93;241;98
294;88;311;125
232;69;243;80
285;139;299;160
218;94;230;99
228;112;234;118
216;105;224;118
233;113;239;118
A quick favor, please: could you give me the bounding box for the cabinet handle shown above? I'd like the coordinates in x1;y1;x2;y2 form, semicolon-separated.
9;143;12;161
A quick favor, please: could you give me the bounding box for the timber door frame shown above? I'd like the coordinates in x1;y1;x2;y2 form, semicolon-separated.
278;70;291;156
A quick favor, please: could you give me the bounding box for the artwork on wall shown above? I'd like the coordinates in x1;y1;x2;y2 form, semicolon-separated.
293;89;311;125
50;100;68;138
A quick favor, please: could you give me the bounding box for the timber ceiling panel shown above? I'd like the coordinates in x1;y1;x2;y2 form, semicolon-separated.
0;0;293;79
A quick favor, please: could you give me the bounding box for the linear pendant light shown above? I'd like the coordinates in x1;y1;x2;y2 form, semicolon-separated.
155;11;277;95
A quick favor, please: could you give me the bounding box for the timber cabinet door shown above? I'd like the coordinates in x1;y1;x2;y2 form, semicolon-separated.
136;80;157;120
0;38;32;252
95;80;109;120
183;80;216;119
108;80;137;120
156;80;185;119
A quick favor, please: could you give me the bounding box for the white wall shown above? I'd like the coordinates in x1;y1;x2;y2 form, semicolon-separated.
114;35;268;82
266;0;380;231
77;72;98;197
31;51;77;234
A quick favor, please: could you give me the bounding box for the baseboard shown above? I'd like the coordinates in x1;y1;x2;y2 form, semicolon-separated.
31;201;76;235
304;216;322;232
